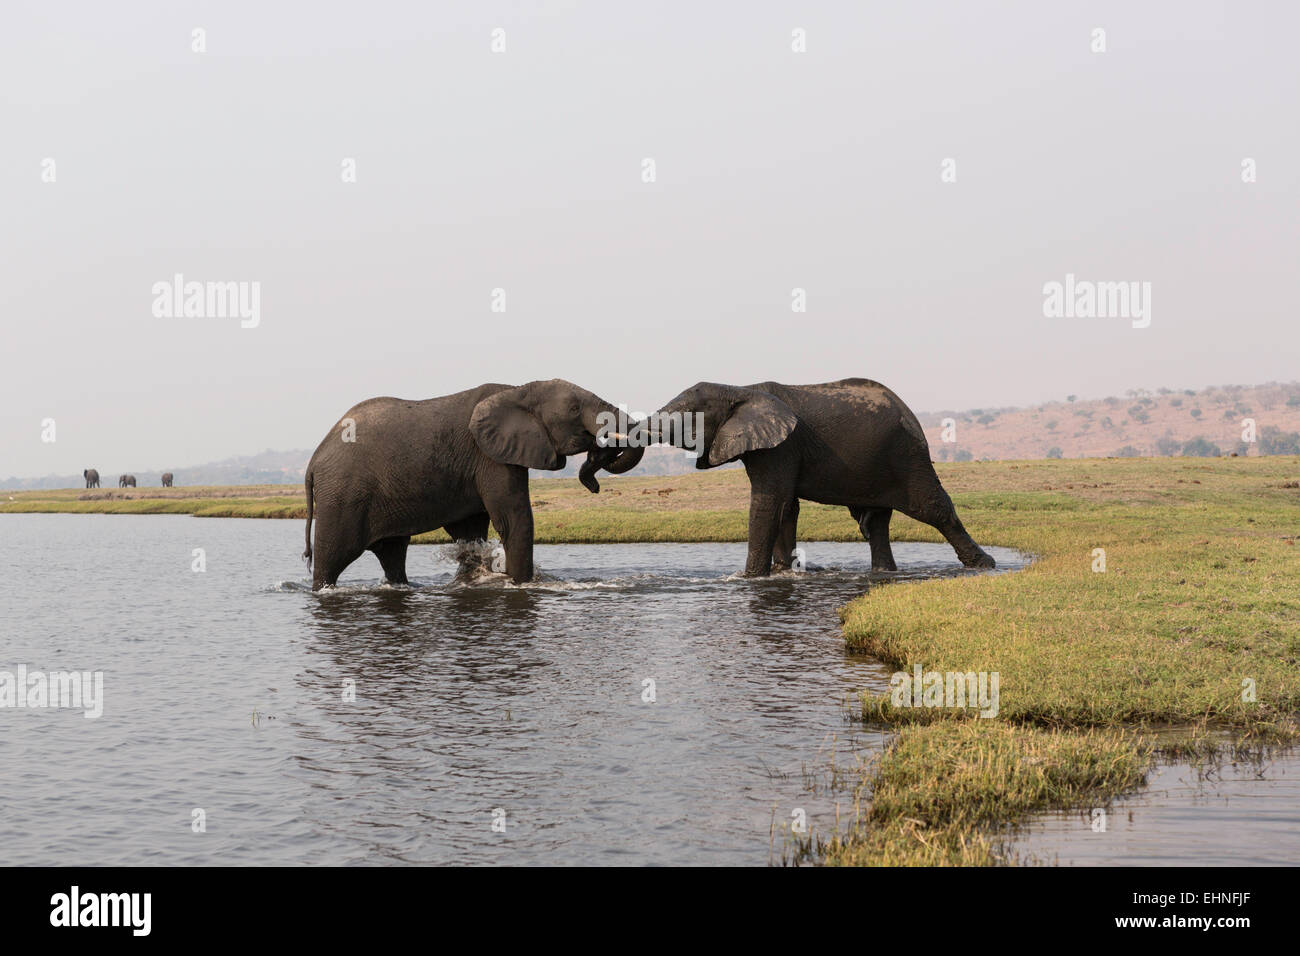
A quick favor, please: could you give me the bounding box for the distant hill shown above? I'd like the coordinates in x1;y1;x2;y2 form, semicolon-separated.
917;382;1300;461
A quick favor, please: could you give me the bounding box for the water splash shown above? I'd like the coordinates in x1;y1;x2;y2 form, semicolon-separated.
440;538;509;584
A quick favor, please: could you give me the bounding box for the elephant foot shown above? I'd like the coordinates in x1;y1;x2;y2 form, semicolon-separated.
872;559;899;573
962;550;996;570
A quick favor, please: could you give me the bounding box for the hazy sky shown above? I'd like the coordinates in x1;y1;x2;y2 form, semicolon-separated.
3;1;1297;477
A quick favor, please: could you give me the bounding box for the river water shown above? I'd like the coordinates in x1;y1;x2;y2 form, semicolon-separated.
0;513;1026;865
1014;752;1300;866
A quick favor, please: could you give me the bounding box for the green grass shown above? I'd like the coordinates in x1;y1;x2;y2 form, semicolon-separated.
824;455;1300;865
819;723;1151;866
843;462;1300;730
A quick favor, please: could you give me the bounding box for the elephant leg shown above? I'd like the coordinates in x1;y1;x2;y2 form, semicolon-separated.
851;506;897;571
371;535;411;585
902;478;995;569
489;506;533;584
481;474;534;584
741;455;797;577
771;498;800;571
744;493;786;577
311;508;367;589
313;543;365;590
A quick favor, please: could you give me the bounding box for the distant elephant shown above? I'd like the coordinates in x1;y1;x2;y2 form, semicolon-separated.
118;474;136;488
304;380;645;590
161;473;174;487
83;469;100;489
653;379;995;575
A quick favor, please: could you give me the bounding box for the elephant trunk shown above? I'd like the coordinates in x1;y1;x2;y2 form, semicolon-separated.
601;438;646;474
578;452;607;493
578;414;648;493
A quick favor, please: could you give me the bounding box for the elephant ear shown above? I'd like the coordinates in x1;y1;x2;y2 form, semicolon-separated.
469;387;563;470
708;389;798;467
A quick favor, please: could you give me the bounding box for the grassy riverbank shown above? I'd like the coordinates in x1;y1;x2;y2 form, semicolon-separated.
0;485;309;518
825;456;1300;865
7;458;1299;865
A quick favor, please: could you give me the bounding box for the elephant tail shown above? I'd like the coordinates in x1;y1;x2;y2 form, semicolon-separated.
303;469;314;567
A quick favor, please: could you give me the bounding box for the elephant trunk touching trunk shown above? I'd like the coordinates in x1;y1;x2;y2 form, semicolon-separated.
578;419;647;493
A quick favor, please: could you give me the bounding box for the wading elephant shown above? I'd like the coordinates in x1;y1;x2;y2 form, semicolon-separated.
303;380;645;590
83;469;100;489
118;474;136;488
161;473;174;487
652;378;995;575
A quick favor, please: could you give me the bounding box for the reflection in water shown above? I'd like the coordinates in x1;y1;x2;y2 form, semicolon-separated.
0;514;1023;865
282;540;1026;864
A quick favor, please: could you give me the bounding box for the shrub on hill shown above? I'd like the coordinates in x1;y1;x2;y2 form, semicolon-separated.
1181;437;1222;457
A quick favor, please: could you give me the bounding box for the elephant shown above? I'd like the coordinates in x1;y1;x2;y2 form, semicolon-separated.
161;473;174;487
651;378;995;576
303;380;645;590
83;469;100;489
118;474;137;488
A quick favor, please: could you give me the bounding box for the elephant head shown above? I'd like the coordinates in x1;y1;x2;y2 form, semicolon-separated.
656;382;798;468
469;379;645;490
